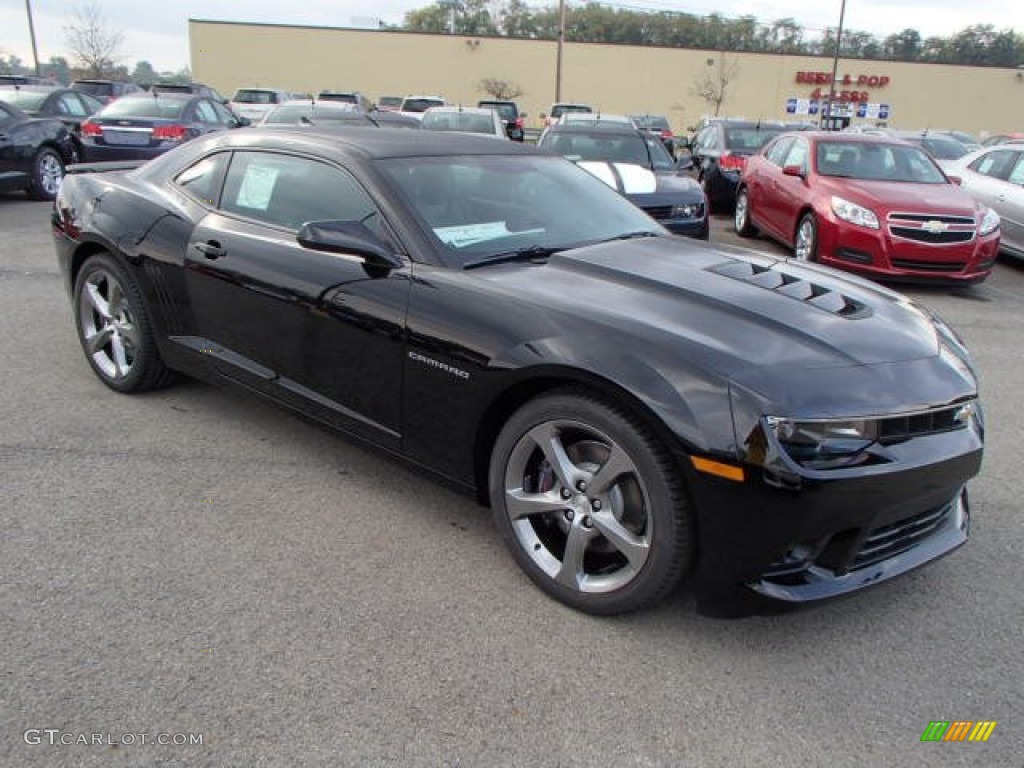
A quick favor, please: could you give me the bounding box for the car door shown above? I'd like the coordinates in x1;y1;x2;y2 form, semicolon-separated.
183;149;411;449
746;136;793;238
997;151;1024;251
0;104;26;185
771;137;812;244
964;149;1024;247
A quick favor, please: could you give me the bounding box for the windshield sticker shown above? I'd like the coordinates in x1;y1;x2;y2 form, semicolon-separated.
434;221;517;248
235;165;280;211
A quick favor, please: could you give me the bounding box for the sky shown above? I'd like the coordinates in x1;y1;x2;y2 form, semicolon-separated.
1;0;1020;73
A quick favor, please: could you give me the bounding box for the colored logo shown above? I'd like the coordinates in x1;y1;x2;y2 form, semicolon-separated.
921;721;997;742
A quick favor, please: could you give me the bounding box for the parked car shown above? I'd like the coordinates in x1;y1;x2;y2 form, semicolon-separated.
71;79;143;104
0;85;103;162
151;81;228;103
229;88;295;123
79;93;247;161
52;128;984;617
0;99;75;200
477;99;525;141
543;102;592;127
539;123;708;238
630;114;676;155
892;131;971;169
377;96;403;112
421;106;506;139
399;95;447;121
735;132;1000;284
932;130;981;152
981;132;1024;147
0;74;56;86
944;145;1024;261
259;101;421;129
688;119;792;209
317;91;374;112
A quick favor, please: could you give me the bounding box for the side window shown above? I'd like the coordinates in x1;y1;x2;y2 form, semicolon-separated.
765;137;795;166
1008;153;1024;185
0;104;15;130
194;101;219;124
783;139;809;172
220;152;386;235
211;101;234;124
970;150;1016;181
695;127;713;151
173;152;229;205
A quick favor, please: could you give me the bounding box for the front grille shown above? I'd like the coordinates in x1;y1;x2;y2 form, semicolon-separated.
890;258;967;273
888;212;976;245
643;205;674;219
877;404;969;443
852;503;952;570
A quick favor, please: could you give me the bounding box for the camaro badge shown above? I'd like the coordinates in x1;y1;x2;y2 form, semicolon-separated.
408;351;470;380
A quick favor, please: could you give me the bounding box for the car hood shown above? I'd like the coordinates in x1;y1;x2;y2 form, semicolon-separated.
470;238;976;413
819;178;981;216
577;161;704;203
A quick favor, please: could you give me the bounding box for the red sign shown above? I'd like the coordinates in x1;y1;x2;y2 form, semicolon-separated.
795;72;892;88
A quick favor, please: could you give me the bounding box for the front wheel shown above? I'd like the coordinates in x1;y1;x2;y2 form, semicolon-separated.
489;390;692;615
73;252;174;393
794;213;818;261
734;188;757;237
26;147;64;201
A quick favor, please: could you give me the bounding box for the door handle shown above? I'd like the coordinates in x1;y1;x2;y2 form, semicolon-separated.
192;240;225;259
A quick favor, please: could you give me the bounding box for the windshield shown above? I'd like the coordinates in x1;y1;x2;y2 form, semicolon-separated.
379;96;402;108
377;154;663;268
551;104;591;118
233;89;279;104
262;105;364;124
917;137;970;161
99;98;186;119
0;90;47;110
423;111;496;134
74;81;114;97
633;116;670;131
541;132;652;167
403;98;444;112
723;126;787;152
816;142;948;183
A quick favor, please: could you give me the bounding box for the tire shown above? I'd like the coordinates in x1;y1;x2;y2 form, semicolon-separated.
794;212;818;261
734;188;757;237
489;389;692;615
26;147;64;201
73;252;174;393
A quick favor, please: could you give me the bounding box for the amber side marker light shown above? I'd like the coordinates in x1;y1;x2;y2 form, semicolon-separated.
691;456;745;483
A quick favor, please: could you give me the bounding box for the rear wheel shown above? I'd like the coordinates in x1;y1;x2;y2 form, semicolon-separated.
794;213;818;261
26;147;64;201
73;253;174;393
489;390;692;615
734;188;757;237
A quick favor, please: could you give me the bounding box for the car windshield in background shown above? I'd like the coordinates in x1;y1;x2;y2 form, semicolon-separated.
919;137;970;161
633;116;670;131
262;104;361;124
403;99;444;112
551;105;591;119
233;90;279;104
483;103;516;120
72;82;114;97
723;126;786;151
422;112;495;133
377;154;661;268
0;90;48;110
816;142;947;183
378;96;402;108
100;98;186;119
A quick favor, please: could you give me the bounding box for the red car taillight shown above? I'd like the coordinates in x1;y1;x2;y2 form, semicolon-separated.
152;124;187;141
661;129;673;138
719;152;747;172
80;120;102;137
515;117;524;129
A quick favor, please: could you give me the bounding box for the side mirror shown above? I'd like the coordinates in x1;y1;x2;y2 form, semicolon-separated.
782;164;805;178
297;220;402;269
231;116;251;128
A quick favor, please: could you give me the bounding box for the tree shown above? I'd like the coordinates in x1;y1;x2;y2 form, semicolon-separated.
479;77;523;99
64;1;123;78
41;56;72;84
691;53;739;116
132;60;159;85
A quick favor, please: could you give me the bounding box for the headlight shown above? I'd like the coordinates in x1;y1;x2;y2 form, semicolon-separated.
831;196;879;229
978;207;1000;236
671;203;705;219
766;416;879;469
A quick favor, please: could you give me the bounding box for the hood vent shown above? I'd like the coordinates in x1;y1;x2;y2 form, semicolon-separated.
708;260;871;319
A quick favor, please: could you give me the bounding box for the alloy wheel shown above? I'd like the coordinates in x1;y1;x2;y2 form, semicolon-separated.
78;269;141;382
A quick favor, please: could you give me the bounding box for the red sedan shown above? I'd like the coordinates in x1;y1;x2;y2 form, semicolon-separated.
734;132;1001;284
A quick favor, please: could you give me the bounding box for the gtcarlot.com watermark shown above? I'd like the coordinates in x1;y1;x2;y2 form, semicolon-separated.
24;729;203;747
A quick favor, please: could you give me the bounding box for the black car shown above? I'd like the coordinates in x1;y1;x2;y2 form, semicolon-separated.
71;79;143;105
79;93;247;161
0;85;104;161
478;100;524;141
630;114;675;155
539;123;708;238
0;99;75;199
151;81;228;103
260;102;421;129
688;120;792;209
53;129;983;617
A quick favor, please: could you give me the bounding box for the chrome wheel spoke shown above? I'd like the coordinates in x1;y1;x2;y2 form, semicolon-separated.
110;334;130;378
592;510;649;569
588;442;634;495
528;422;579;489
505;487;569;520
85;281;112;319
120;321;141;350
555;524;589;588
84;324;114;354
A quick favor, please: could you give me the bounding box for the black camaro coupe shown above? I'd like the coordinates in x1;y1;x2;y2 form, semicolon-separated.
53;128;983;616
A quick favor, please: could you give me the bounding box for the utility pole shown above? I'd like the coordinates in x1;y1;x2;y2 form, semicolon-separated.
823;0;848;130
25;0;41;76
555;0;566;102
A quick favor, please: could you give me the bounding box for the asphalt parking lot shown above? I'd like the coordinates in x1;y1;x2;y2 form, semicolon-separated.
2;193;1022;767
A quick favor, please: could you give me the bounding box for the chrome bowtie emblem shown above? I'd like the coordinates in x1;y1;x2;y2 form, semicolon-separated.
922;220;948;234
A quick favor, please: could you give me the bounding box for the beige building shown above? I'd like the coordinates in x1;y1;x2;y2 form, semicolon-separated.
190;19;1024;135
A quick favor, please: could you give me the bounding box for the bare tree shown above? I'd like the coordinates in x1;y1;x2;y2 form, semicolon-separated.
479;77;524;100
690;54;740;116
63;2;124;78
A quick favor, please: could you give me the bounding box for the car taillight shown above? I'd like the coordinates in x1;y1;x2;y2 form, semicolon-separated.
661;129;673;138
80;120;102;137
152;124;187;141
719;152;747;172
515;117;524;129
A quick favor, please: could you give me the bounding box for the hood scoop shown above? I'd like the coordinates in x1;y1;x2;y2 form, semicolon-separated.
708;260;872;319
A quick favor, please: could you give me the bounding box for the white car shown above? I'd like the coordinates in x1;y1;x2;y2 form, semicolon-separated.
945;145;1024;260
228;88;296;122
420;106;506;139
399;95;447;121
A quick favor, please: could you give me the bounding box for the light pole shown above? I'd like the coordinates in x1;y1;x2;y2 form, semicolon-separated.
25;0;41;76
822;0;848;130
555;0;566;102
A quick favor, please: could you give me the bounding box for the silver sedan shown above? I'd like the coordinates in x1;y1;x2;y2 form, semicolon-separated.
947;145;1024;260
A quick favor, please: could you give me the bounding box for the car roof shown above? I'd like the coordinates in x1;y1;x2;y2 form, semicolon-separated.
118;92;194;101
426;106;495;114
544;123;643;136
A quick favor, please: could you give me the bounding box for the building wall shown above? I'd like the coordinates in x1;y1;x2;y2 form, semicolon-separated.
190;19;1024;135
